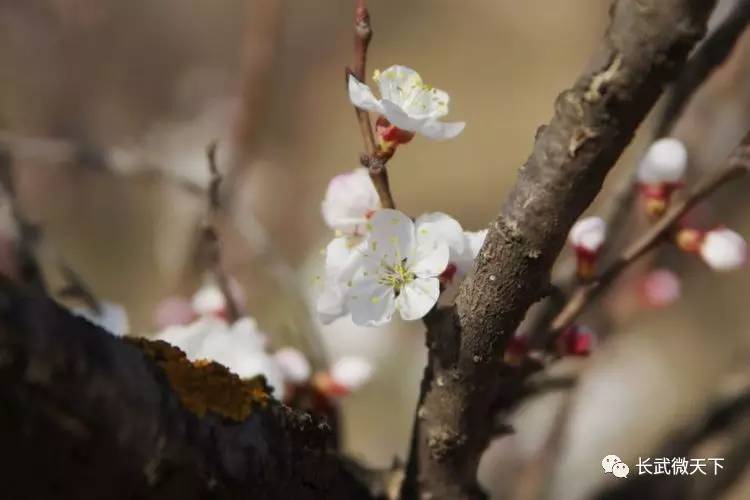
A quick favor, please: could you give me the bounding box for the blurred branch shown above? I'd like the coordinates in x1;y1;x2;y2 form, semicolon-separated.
596;381;750;500
0;276;379;500
655;0;750;137
228;0;281;178
347;0;395;209
201;142;241;323
0;144;47;293
405;2;717;498
548;130;750;337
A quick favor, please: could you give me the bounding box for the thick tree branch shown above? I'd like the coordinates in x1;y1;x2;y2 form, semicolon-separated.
406;2;717;499
0;278;377;500
549;130;750;336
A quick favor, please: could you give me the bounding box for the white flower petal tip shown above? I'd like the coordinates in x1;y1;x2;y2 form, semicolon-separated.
274;347;312;385
638;138;688;185
700;229;747;272
569;216;607;253
330;357;373;393
321;168;380;236
350;65;464;141
74;301;130;337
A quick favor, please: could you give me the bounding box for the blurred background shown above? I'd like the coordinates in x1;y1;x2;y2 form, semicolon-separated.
1;1;749;499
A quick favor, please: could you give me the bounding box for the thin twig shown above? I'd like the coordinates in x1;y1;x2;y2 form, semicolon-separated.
347;0;395;209
549;131;750;337
203;142;241;323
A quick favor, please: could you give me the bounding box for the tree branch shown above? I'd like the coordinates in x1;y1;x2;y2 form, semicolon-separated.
549;130;750;336
347;0;396;209
405;2;717;498
0;276;378;500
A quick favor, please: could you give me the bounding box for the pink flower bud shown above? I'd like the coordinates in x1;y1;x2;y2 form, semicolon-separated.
315;357;374;397
675;227;703;253
569;216;607;279
557;325;595;357
637;138;687;217
504;334;528;366
639;269;681;309
638;138;687;184
700;228;747;272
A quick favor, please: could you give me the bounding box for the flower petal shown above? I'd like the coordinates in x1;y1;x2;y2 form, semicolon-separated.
418;120;466;140
367;209;416;264
381;99;428;133
348;278;396;327
396;277;440;321
411;243;450;278
316;282;349;324
321;168;380;235
348;75;384;113
376;65;422;104
415;212;465;255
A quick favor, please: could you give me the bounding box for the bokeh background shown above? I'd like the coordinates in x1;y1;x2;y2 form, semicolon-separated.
1;1;749;499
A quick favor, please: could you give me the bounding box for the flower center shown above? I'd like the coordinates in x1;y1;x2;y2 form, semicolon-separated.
379;258;415;294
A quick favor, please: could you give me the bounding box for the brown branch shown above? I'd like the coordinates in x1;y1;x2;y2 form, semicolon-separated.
348;0;395;209
549;131;750;336
405;2;717;499
202;142;241;323
0;276;378;500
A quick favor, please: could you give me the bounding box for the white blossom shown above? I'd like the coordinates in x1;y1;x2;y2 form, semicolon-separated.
700;228;747;272
321;168;380;237
153;316;286;398
329;356;373;393
274;347;312;385
74;301;130;337
191;285;225;317
439;227;488;305
637;138;688;185
348;65;465;140
569;216;607;253
316;236;365;324
191;281;245;318
347;209;451;326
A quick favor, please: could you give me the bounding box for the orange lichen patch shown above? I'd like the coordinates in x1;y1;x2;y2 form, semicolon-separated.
129;338;270;421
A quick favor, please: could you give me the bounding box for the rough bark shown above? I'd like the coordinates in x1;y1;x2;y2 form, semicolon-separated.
406;1;718;499
0;279;376;500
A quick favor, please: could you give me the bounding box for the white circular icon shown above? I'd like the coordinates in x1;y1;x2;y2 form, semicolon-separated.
601;454;621;474
612;462;630;478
